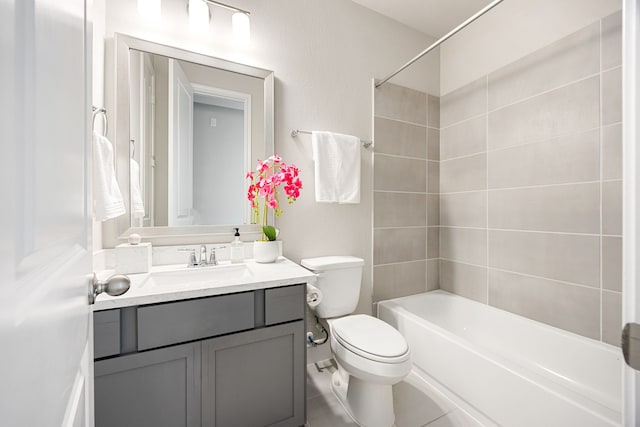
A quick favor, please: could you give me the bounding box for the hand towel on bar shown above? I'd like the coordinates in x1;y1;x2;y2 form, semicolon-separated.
93;131;126;221
311;131;361;204
130;158;145;219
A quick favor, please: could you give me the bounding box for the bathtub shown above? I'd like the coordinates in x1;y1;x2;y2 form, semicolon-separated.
377;290;622;427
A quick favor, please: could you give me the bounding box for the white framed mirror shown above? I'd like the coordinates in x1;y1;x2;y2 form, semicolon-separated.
103;34;274;247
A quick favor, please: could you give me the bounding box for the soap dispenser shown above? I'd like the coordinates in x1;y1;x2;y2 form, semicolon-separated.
230;228;244;264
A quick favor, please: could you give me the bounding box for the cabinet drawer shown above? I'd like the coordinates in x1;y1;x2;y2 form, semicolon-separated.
94;309;120;359
137;292;254;351
265;284;305;326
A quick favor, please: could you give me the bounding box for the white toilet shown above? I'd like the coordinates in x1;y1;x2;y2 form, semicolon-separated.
301;256;411;427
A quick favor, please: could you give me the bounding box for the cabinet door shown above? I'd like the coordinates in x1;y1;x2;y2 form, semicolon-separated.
94;342;201;427
202;321;305;427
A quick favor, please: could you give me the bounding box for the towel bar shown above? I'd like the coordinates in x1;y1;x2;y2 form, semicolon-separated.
291;129;373;148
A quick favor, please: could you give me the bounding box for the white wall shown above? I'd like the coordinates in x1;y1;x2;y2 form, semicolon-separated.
100;0;439;362
440;0;621;94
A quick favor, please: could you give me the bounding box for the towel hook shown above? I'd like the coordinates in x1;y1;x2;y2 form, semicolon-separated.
92;107;108;137
130;139;136;159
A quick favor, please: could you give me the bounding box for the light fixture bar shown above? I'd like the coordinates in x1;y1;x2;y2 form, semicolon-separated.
203;0;250;15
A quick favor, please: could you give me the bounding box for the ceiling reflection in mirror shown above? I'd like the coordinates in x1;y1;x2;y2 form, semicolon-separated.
128;49;265;228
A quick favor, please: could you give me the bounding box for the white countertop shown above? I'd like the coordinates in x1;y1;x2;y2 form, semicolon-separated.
93;257;317;311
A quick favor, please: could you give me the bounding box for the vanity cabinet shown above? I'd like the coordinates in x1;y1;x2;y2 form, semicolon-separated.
93;284;306;427
94;342;201;427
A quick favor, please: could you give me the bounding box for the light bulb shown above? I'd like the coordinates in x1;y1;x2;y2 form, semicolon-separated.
188;0;210;33
232;12;250;45
138;0;161;20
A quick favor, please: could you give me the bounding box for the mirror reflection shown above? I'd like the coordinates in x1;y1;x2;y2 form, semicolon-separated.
128;49;265;227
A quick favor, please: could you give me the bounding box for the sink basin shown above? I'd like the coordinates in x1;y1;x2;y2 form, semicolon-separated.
142;264;253;289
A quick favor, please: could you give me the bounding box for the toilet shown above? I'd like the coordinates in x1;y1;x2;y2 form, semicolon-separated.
301;256;411;427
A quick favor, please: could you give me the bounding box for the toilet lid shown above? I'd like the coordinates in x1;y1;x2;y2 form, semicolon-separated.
331;315;409;362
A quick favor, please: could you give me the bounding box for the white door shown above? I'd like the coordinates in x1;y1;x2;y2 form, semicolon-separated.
623;1;640;426
168;59;194;226
0;1;93;426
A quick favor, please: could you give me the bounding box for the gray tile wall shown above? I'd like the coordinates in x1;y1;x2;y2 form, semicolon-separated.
372;83;439;303
439;11;623;345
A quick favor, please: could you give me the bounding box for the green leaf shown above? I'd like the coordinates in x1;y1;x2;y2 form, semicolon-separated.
263;225;277;241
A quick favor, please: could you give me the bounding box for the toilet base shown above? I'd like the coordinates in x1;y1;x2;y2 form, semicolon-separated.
331;369;396;427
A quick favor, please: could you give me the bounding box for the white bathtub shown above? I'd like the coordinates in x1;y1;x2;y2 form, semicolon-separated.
377;290;623;427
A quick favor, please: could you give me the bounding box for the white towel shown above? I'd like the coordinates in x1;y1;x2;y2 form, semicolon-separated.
311;131;361;204
130;158;145;219
93;131;126;221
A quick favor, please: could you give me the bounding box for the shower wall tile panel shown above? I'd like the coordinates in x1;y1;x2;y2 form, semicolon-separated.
427;161;440;194
487;22;600;110
602;236;622;292
488;269;600;339
440;77;487;127
440;115;486;160
374;155;426;193
488;183;600;234
602;124;622;180
601;11;622;70
374;82;427;125
439;227;487;266
602;66;622;126
373;261;427;302
374;227;426;265
602;180;622;236
439;153;486;193
487;129;600;189
427;195;440;227
427;128;440;161
440;192;487;228
374;117;427;159
488;230;600;288
439;260;488;304
487;76;600;150
373;84;438;303
438;12;623;345
602;290;623;346
374;192;427;228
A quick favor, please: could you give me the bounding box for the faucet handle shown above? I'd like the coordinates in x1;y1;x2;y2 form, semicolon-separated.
178;248;198;267
209;246;227;266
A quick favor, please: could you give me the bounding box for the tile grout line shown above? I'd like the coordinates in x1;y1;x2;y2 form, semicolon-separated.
438;178;622;195
442;70;604;130
440;126;601;162
440;258;603;292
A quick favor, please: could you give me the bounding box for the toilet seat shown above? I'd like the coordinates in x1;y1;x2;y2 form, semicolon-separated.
331;315;410;364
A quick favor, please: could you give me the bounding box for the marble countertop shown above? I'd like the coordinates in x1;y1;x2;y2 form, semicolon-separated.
93;257;317;311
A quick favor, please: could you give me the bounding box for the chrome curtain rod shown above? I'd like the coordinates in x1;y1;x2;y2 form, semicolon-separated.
376;0;505;88
291;129;373;148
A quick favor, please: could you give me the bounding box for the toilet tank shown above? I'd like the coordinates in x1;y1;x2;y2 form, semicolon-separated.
301;256;364;319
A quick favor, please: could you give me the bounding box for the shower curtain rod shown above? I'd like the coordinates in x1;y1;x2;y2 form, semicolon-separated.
375;0;506;88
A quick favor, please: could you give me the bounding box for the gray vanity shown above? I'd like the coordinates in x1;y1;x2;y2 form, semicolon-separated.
93;259;315;427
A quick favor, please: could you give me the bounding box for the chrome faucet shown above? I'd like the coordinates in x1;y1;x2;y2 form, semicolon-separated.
179;245;209;267
199;244;208;266
179;245;227;267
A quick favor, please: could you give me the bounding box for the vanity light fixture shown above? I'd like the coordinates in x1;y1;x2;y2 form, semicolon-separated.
138;0;161;20
188;0;251;43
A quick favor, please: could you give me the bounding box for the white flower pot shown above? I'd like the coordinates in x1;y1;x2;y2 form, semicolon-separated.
253;240;281;263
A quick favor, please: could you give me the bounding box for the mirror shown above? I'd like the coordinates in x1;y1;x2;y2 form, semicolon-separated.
106;34;274;247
